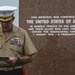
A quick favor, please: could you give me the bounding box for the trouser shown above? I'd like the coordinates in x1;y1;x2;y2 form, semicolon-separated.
0;68;26;75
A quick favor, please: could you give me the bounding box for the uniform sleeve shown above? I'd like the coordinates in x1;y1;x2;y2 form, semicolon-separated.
24;31;37;55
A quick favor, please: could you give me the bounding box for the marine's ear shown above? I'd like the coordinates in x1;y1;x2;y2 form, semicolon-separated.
11;17;15;23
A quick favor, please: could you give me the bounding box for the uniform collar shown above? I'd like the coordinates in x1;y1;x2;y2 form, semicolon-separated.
13;25;17;33
13;25;20;37
0;25;3;36
0;24;2;32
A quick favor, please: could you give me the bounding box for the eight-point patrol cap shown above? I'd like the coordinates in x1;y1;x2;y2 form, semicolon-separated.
0;6;17;22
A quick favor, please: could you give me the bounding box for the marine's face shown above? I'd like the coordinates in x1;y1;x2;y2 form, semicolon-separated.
0;19;14;32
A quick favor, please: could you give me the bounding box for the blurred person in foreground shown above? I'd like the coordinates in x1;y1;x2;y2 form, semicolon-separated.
0;6;37;75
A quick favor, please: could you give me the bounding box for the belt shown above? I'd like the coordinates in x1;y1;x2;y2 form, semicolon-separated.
0;65;23;71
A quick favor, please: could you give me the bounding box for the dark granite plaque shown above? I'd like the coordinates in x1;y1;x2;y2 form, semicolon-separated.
19;0;75;75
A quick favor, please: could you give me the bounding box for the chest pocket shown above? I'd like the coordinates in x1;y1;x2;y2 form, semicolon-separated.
10;35;24;54
10;45;23;54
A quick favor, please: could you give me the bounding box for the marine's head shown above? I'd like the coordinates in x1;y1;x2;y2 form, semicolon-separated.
0;6;17;32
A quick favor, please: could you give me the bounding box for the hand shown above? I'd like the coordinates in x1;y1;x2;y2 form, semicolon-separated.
5;57;18;66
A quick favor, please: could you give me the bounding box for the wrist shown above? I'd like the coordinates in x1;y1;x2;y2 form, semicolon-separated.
17;57;23;64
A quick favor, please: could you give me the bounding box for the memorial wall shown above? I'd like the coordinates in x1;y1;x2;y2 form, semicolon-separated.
20;0;75;75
